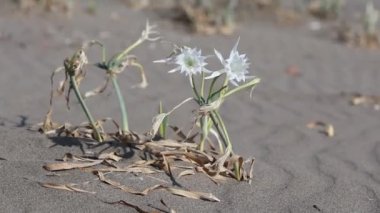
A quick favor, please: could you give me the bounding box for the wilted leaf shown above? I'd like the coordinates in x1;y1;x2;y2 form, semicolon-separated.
98;152;122;162
195;166;227;184
307;121;335;137
152;113;167;138
129;59;148;89
145;140;198;149
177;169;195;178
164;187;220;202
199;99;222;114
350;94;380;110
104;200;150;213
160;199;176;213
208;148;231;175
169;126;198;142
84;77;110;98
62;153;100;162
151;98;193;136
227;154;244;180
83;167;160;174
247;158;255;185
184;151;213;166
40;182;95;194
96;171;161;195
44;160;103;171
162;155;173;177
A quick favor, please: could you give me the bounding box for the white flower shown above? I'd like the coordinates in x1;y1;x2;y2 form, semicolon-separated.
207;39;252;86
154;46;207;76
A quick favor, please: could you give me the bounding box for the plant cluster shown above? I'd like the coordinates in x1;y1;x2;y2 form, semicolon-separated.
16;0;73;14
36;22;260;183
336;1;380;49
308;0;345;19
176;0;239;35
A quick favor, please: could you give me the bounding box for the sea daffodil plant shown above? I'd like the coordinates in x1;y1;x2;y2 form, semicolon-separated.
155;39;260;179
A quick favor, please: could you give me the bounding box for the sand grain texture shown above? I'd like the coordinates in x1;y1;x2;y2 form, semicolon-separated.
0;0;380;212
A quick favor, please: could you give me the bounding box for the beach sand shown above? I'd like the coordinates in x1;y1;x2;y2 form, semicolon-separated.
0;0;380;212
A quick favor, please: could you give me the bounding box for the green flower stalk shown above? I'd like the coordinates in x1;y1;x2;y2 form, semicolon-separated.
63;49;103;142
95;21;159;135
158;101;168;139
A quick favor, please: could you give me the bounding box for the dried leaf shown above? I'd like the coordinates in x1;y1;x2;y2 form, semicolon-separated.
82;167;160;174
227;154;244;180
104;200;150;213
160;199;176;213
151;98;193;136
96;171;161;195
195;166;227;184
0;157;6;161
164;187;220;202
350;94;380;110
162;155;173;177
169;126;198;142
98;152;122;162
184;151;213;166
247;158;255;185
169;126;187;140
62;153;100;162
177;169;195;178
152;113;167;137
307;121;335;137
40;182;95;194
209;148;231;175
84;77;110;98
199;99;222;114
145;140;198;149
43;160;103;171
129;59;148;89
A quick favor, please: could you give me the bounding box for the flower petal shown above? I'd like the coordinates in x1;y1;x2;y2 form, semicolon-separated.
214;49;225;65
232;37;240;53
205;71;223;79
153;58;169;63
168;67;180;73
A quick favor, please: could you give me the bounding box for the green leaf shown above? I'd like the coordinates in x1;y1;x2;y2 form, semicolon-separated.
223;78;260;99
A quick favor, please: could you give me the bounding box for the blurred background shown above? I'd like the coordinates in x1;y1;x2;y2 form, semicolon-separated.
1;0;380;152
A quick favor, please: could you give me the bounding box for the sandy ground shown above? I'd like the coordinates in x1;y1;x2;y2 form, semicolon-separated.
1;0;380;212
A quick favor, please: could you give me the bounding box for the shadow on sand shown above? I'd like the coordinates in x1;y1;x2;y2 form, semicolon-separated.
48;136;136;159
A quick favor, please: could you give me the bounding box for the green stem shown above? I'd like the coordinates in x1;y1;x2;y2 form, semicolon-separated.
111;75;129;135
207;76;219;102
221;75;229;96
159;101;167;138
199;115;209;152
209;112;228;149
190;75;201;103
200;72;205;98
69;75;103;142
213;110;241;180
213;110;232;151
116;38;144;62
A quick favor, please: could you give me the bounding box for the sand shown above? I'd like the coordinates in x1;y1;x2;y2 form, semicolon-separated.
0;0;380;212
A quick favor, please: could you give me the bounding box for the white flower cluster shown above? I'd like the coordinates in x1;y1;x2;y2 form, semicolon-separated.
155;39;252;86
